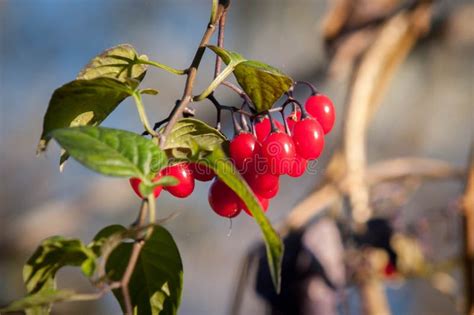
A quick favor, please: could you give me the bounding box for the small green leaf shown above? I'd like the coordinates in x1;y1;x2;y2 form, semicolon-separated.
140;88;160;95
206;46;293;113
77;44;147;86
139;176;179;196
162;118;227;159
200;147;284;292
0;289;77;314
49;127;167;179
233;60;293;112
207;45;245;65
24;237;97;294
106;226;183;315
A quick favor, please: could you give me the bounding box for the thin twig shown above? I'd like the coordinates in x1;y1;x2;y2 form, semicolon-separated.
160;4;226;148
214;9;227;78
462;144;474;315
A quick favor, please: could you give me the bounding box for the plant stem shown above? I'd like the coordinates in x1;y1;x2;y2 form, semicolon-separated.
193;62;235;101
133;92;158;137
146;194;156;239
214;10;227;78
137;59;187;75
159;3;226;148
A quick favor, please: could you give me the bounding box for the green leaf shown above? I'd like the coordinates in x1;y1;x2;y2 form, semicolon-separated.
37;78;134;153
233;60;293;112
89;224;128;257
77;44;147;86
49;126;167;180
206;46;293;113
24;236;97;295
38;44;148;167
0;289;77;314
199;147;284;292
106;226;183;315
162;118;227;159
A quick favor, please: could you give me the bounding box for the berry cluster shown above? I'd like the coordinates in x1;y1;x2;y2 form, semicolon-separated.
129;90;335;220
209;93;335;218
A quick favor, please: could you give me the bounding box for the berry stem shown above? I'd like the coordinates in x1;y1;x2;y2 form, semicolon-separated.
294;80;319;95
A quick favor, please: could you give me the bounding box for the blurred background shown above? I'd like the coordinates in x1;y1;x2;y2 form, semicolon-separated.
0;0;473;314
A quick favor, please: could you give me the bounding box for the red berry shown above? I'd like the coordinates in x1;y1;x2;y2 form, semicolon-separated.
240;193;269;217
286;110;301;132
208;179;241;218
244;170;279;197
162;163;195;198
292;118;325;160
305;94;335;134
188;162;215;182
129;176;163;199
288;155;308;178
230;133;261;171
261;132;296;175
254;117;284;142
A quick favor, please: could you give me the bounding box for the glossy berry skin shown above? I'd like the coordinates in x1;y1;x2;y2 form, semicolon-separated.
129;176;163;199
261;132;296;175
288;155;308;178
292;118;325;160
162;163;195;198
208;179;241;218
188;162;215;182
230;133;261;171
254;117;284;142
305;94;335;134
286;110;301;132
244;170;279;197
240;193;269;217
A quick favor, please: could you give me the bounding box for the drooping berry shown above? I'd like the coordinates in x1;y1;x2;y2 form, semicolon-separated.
230;132;261;171
305;94;335;134
261;132;296;175
286;110;301;132
162;163;195;198
240;193;270;217
129;176;163;199
208;179;241;218
254;117;284;142
288;155;308;178
188;162;215;182
292;118;324;160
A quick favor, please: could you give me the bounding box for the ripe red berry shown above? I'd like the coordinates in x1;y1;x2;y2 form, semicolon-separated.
162;163;195;198
254;117;284;142
292;118;325;160
230;132;261;171
286;110;301;132
208;179;241;218
129;176;163;199
240;193;269;217
305;94;335;134
188;162;215;182
261;132;296;175
244;170;279;197
288;155;308;178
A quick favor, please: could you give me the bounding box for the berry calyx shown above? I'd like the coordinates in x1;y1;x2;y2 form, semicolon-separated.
208;179;241;218
188;162;215;182
292;118;325;160
240;193;269;217
254;117;284;142
288;155;308;178
230;132;261;171
261;132;296;175
305;94;335;134
162;163;195;198
286;110;301;132
129;176;163;199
